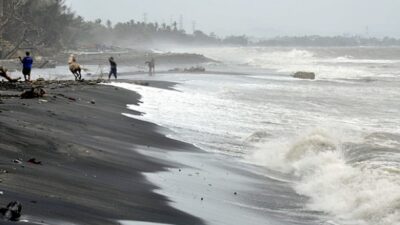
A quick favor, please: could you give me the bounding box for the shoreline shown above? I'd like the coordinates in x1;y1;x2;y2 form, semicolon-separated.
0;80;204;225
109;81;321;225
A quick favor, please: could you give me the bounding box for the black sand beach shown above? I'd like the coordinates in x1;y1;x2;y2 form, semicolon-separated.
0;80;204;225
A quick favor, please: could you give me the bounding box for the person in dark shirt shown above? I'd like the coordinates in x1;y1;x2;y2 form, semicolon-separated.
19;51;33;82
145;57;155;75
108;57;117;80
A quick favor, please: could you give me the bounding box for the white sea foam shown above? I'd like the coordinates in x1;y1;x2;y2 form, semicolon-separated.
172;46;400;80
251;130;400;225
108;46;400;225
110;77;400;225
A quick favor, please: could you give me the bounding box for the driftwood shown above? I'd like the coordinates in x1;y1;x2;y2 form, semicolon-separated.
0;66;21;82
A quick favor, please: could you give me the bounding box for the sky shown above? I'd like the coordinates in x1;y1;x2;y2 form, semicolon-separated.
65;0;400;38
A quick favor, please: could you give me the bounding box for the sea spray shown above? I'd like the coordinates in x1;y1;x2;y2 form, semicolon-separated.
250;130;400;225
105;45;400;225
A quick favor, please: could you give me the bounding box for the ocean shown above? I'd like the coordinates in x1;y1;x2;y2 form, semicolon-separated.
111;46;400;225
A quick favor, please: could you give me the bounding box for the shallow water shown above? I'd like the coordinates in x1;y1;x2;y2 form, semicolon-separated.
111;46;400;225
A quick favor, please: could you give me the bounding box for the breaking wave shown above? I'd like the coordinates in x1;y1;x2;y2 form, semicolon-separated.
251;130;400;225
180;47;400;80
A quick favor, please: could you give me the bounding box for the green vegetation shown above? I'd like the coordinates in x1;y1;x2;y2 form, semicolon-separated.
1;0;400;59
0;0;234;59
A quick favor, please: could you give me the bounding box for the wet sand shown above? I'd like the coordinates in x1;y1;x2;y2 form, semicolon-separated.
0;81;204;225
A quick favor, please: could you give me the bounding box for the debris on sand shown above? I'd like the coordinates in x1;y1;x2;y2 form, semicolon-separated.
0;201;22;221
20;87;46;99
27;158;42;165
12;159;23;164
134;81;149;86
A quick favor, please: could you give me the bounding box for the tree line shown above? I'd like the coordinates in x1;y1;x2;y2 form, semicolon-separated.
0;0;246;59
256;35;400;47
1;0;400;59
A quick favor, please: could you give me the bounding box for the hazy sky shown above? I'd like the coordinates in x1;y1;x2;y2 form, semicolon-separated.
65;0;400;38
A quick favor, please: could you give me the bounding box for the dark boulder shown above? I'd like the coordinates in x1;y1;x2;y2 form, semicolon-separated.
0;201;22;221
293;71;316;80
20;87;46;99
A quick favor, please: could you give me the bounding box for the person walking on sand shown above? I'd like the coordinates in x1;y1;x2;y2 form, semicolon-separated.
19;51;33;82
108;57;117;80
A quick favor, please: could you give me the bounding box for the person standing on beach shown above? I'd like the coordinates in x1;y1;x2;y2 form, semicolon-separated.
19;51;33;82
145;57;155;75
108;57;117;80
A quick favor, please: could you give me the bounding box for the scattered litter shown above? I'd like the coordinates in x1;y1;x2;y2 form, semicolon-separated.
90;100;96;104
12;159;22;164
234;192;238;195
0;191;4;195
201;197;204;201
27;158;42;165
39;99;48;103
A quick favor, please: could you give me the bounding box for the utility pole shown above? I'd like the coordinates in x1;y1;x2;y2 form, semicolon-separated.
192;20;197;34
179;15;184;31
143;13;148;23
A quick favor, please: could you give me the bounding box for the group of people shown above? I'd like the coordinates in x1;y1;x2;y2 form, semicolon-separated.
69;54;155;81
0;51;156;82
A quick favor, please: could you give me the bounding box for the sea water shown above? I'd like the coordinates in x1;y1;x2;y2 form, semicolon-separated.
112;47;400;225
